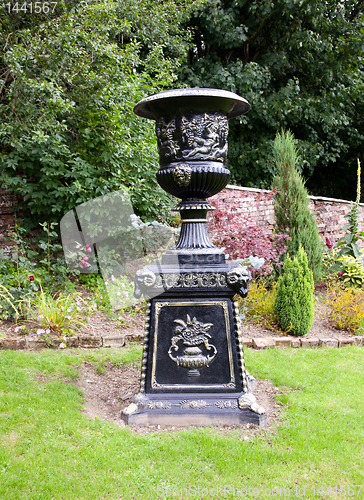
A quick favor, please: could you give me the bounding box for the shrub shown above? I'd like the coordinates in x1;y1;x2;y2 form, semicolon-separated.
0;0;189;229
0;222;75;320
238;282;277;330
272;130;323;282
336;254;364;288
210;207;289;277
274;246;314;336
325;285;364;334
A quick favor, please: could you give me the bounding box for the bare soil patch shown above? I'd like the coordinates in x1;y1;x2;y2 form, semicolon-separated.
74;362;283;436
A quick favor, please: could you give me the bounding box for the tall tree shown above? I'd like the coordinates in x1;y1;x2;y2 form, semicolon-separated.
180;0;364;200
272;130;323;282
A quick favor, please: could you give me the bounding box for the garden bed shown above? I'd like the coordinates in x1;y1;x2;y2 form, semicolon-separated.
0;288;362;351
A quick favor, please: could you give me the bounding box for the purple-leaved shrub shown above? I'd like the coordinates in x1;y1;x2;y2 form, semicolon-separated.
209;206;289;277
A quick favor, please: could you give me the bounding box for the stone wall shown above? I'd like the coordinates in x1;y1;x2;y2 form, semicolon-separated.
210;185;364;245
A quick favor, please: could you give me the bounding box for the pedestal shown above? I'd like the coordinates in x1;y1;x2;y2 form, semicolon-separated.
121;254;266;427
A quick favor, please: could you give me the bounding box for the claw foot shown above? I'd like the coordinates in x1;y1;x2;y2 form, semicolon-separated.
238;392;266;415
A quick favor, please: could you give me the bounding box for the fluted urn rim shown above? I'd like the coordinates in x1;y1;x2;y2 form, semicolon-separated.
134;88;250;120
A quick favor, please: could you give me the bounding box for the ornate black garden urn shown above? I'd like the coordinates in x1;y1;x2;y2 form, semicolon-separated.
121;88;266;426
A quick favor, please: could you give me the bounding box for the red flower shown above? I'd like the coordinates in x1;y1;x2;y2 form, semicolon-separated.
325;236;333;249
338;271;343;277
29;275;34;281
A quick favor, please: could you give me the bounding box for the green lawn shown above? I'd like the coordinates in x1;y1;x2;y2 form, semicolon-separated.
0;346;363;499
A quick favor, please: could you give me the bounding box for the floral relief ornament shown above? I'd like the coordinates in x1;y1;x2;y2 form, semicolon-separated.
168;314;217;374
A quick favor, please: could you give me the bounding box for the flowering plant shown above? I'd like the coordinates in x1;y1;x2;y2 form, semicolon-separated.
26;289;93;336
325;236;333;249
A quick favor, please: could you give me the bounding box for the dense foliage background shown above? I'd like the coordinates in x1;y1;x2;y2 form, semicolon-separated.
1;0;364;230
179;0;364;199
0;0;196;229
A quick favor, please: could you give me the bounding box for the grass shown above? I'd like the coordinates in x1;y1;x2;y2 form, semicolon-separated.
0;347;363;499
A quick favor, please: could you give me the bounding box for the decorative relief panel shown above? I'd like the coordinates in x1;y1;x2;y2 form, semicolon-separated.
151;300;236;390
168;314;217;376
145;399;240;411
136;270;229;298
156;113;229;163
154;272;228;290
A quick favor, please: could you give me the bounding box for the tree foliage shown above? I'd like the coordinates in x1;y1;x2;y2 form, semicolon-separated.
272;130;322;282
0;0;195;230
180;0;364;200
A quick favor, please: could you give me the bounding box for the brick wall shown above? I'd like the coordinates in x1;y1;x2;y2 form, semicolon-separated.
1;185;364;246
0;189;18;243
210;185;364;245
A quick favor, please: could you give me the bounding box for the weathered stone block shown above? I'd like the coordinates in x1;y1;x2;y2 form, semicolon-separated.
79;336;102;348
1;338;26;350
354;336;364;346
66;336;79;348
300;337;319;348
26;339;47;350
274;337;292;348
124;332;144;344
337;337;355;348
291;338;301;348
252;337;275;349
102;335;125;348
241;337;252;348
319;338;339;348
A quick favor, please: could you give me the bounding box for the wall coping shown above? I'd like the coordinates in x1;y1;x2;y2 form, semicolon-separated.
224;185;364;206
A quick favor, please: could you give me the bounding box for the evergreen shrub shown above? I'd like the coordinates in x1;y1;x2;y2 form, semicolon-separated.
272;130;323;282
274;246;314;336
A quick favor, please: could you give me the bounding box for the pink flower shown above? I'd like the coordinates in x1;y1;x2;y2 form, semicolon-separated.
29;275;34;281
59;342;65;349
86;245;92;254
14;326;20;333
36;329;45;335
325;236;333;249
338;271;343;277
111;275;115;281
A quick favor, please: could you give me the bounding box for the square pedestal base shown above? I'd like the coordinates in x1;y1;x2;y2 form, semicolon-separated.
121;408;266;427
121;394;267;427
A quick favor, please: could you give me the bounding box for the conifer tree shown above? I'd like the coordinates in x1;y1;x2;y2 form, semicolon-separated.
274;246;314;336
272;130;323;282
